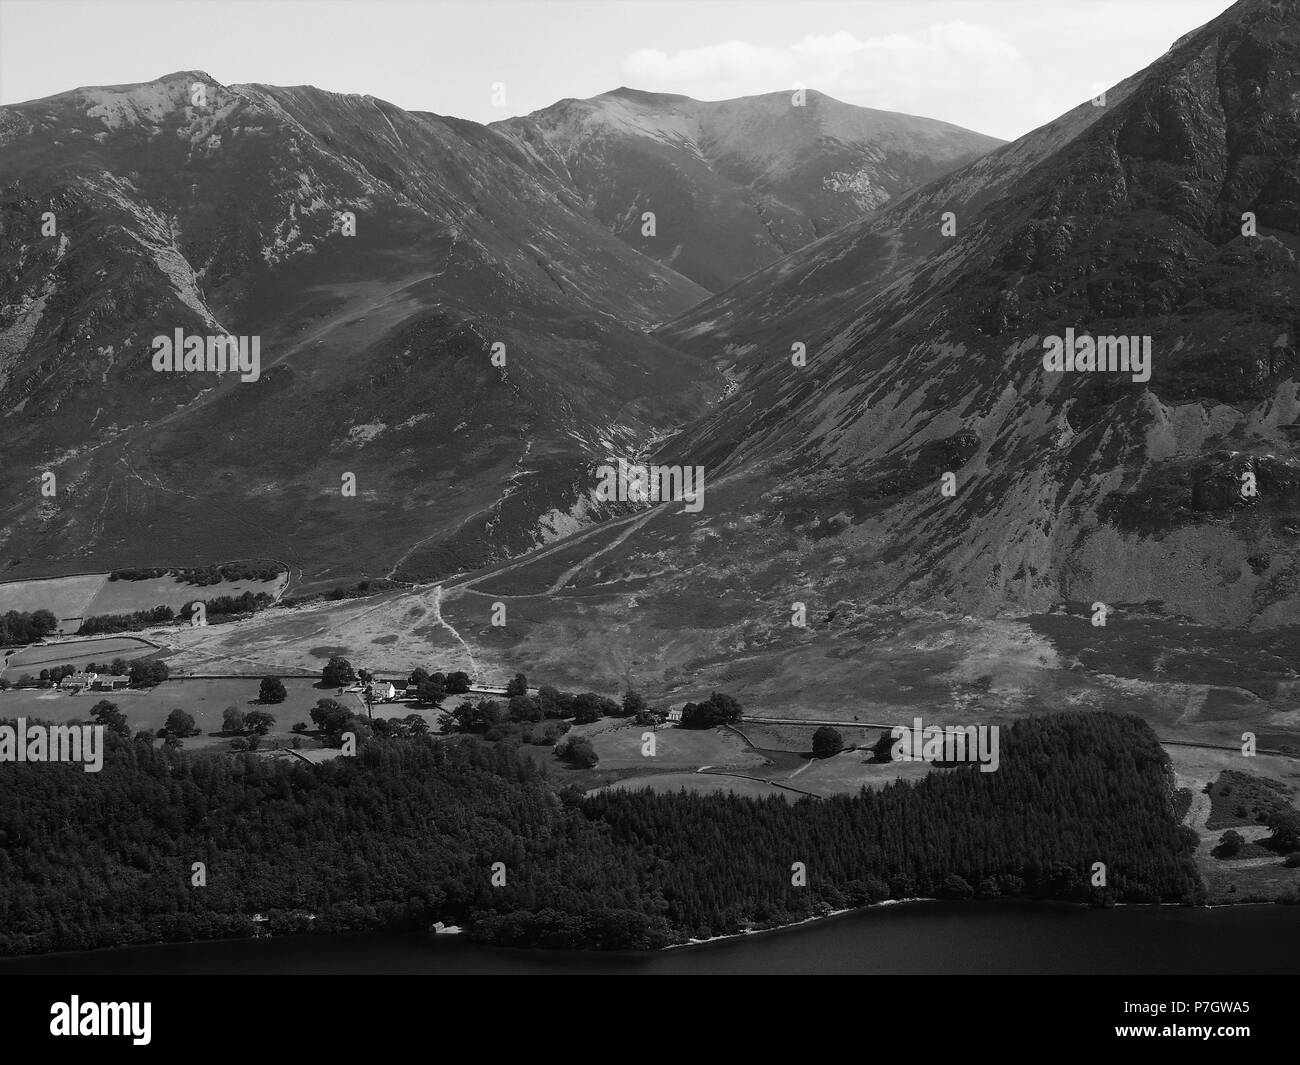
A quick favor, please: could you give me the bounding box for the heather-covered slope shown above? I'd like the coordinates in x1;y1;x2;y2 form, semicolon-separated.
644;0;1299;629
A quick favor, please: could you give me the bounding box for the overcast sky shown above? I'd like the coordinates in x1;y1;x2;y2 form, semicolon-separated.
0;0;1235;140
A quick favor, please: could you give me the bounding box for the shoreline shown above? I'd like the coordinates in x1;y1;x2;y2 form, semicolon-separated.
663;897;934;951
0;897;1289;967
661;892;1297;951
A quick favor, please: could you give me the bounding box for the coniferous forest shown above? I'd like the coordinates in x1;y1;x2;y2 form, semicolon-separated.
0;712;1201;955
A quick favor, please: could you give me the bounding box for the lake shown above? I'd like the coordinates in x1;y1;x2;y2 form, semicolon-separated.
3;900;1298;974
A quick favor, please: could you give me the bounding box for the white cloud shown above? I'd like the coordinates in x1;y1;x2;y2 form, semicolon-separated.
620;22;1026;136
623;41;793;85
793;29;933;56
927;22;1021;60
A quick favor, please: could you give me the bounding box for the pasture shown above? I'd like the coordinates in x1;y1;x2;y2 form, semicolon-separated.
0;676;342;752
86;572;288;615
577;720;766;772
782;748;944;796
0;573;106;627
1;636;158;679
0;568;290;636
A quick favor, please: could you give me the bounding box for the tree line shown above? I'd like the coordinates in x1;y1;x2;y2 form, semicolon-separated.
78;592;274;636
0;711;1221;957
109;562;284;585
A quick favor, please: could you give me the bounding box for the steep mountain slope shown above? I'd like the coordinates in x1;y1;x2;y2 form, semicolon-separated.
483;0;1299;640
0;72;719;587
647;0;1300;629
494;88;1002;291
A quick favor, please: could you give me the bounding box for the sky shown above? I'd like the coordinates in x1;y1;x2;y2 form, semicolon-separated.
0;0;1237;141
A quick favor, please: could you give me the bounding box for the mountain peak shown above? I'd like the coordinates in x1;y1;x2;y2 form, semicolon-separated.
153;69;221;87
494;85;1002;292
17;72;229;133
82;70;226;98
598;86;693;106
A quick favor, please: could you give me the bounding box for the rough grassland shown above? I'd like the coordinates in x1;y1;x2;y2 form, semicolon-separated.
158;586;473;678
0;573;106;622
1168;744;1300;903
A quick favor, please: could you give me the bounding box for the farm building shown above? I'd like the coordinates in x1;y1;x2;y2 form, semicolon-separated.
93;676;130;691
61;672;98;690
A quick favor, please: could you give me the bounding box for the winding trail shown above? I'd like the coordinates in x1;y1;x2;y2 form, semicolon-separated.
430;584;480;681
544;507;661;594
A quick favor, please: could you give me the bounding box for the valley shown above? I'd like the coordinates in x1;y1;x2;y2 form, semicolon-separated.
4;530;1297;907
0;0;1298;964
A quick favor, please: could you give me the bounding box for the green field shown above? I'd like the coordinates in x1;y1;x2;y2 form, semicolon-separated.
567;720;950;800
86;573;288;615
0;569;289;634
1;636;158;679
0;676;356;751
782;747;943;796
580;719;766;772
0;573;106;627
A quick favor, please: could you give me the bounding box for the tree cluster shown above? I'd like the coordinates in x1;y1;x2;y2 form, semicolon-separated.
0;609;58;645
680;692;743;729
109;562;284;585
79;605;175;636
0;711;1203;958
128;660;170;688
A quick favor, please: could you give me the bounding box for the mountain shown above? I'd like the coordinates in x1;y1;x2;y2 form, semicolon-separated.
0;72;720;588
4;0;1295;652
647;0;1300;630
467;0;1298;710
493;88;1003;291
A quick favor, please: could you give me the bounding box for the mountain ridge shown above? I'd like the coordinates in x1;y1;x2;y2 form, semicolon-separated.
0;70;716;588
492;85;1003;290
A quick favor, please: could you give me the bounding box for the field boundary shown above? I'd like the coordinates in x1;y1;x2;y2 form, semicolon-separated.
0;559;290;588
697;768;823;799
0;569;108;586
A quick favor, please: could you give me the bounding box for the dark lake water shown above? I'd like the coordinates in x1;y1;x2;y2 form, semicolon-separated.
4;901;1299;974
